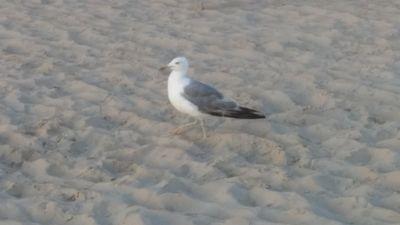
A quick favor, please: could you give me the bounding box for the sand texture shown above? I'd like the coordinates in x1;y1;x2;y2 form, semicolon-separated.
1;0;400;224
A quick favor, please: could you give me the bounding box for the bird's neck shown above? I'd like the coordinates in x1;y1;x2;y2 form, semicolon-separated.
168;71;187;82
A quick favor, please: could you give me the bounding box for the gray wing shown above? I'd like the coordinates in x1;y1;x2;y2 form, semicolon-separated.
182;79;238;115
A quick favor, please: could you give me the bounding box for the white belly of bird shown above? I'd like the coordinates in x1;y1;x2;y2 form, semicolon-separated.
168;75;203;117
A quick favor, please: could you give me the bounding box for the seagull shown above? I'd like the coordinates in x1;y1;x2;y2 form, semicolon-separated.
160;57;265;138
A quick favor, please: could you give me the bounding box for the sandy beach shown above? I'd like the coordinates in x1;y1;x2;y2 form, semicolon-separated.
0;0;400;224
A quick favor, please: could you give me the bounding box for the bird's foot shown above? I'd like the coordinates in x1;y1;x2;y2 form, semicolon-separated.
170;120;198;136
171;127;185;135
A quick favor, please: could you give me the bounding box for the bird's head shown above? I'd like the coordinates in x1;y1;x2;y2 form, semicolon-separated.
159;56;189;73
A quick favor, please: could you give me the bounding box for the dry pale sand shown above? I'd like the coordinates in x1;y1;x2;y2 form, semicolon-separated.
0;0;400;225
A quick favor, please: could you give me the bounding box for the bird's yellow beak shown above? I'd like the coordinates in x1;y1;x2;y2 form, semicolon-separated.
159;66;168;71
159;65;172;74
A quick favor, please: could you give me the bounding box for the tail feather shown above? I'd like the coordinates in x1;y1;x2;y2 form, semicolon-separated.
208;106;266;119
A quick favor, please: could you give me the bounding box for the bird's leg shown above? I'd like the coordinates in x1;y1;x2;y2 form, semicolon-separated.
199;119;207;139
171;119;198;135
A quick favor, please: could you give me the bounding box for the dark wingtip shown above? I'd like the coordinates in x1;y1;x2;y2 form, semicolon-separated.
208;106;266;119
236;106;266;119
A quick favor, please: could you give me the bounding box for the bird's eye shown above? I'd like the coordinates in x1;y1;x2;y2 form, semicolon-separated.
175;62;180;65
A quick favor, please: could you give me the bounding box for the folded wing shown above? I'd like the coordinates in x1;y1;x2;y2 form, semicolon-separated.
182;79;265;119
